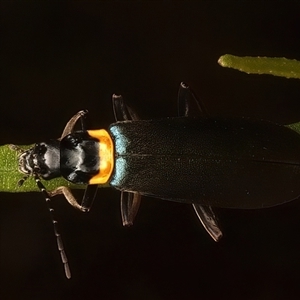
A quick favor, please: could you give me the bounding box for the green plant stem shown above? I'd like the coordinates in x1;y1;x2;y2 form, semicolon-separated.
218;55;300;79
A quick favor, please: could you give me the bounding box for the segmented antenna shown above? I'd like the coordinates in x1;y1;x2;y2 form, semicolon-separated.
33;174;71;279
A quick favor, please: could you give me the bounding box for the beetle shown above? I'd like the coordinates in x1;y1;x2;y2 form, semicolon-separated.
10;82;300;278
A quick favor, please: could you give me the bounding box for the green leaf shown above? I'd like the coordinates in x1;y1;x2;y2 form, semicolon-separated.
285;122;300;135
0;144;86;193
218;54;300;79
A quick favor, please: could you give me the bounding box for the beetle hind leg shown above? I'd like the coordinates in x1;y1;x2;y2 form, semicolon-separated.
192;204;223;242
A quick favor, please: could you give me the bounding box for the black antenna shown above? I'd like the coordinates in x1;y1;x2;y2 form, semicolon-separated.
33;174;71;279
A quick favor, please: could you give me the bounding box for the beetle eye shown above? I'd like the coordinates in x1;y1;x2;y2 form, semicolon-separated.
33;166;41;173
36;144;47;155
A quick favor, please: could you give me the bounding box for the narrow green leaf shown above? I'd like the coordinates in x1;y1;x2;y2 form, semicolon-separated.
218;54;300;79
285;122;300;135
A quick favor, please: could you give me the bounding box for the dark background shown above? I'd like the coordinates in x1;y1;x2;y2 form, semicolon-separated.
1;2;300;299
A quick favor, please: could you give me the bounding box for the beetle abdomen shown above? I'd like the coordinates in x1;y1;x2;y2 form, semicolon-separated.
109;118;300;209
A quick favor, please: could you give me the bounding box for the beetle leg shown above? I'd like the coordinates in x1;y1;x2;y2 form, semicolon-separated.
49;185;98;212
192;204;223;242
80;184;99;212
48;186;87;212
178;83;223;241
112;94;142;225
177;82;209;118
112;94;139;121
120;192;141;226
60;110;89;139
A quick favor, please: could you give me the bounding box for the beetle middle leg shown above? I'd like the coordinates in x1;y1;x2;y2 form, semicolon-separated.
112;94;142;226
120;192;141;226
177;82;209;118
178;82;223;242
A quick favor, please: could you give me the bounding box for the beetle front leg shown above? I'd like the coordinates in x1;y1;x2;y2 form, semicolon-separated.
60;109;89;139
49;186;87;212
49;184;98;212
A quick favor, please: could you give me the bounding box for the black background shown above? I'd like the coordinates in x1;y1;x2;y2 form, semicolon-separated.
1;2;300;299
